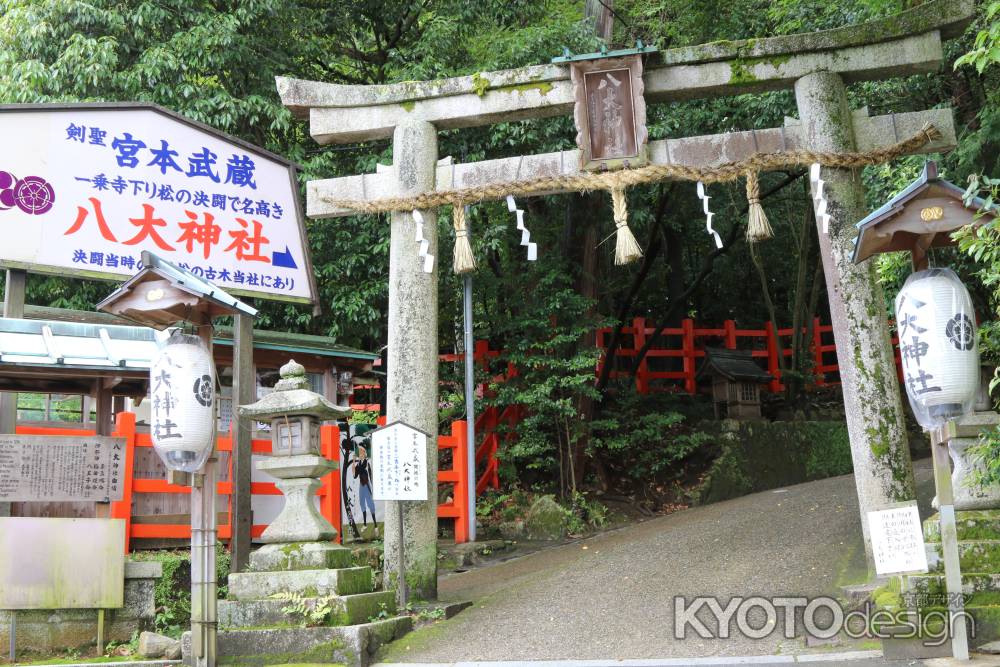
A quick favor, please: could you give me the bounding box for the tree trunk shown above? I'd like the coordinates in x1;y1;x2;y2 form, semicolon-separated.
585;0;614;41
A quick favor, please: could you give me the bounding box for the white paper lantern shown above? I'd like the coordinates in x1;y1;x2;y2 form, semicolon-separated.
150;333;216;472
894;268;979;429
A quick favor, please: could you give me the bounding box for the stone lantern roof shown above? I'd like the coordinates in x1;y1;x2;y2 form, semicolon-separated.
237;359;351;421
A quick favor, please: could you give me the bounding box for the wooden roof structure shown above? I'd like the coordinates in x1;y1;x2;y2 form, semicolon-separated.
852;161;998;268
695;347;773;383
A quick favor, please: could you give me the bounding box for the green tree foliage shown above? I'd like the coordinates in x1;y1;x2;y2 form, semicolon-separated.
2;0;998;495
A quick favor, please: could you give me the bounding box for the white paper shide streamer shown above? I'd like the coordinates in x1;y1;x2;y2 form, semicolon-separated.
894;267;980;429
150;333;216;473
810;164;831;234
507;196;537;261
412;209;435;273
696;182;723;249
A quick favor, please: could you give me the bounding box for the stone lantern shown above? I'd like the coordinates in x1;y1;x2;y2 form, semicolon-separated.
238;359;352;569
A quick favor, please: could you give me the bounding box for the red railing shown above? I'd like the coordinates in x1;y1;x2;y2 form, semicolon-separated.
16;414;475;549
17;414;341;553
596;316;904;395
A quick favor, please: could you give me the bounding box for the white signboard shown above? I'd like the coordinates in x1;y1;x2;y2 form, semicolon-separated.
0;105;315;304
0;517;124;609
868;502;929;576
371;421;428;501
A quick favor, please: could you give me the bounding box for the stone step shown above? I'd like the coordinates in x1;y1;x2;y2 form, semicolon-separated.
183;616;412;666
219;591;397;629
906;572;1000;596
926;540;1000;574
249;542;354;572
923;510;1000;543
228;567;374;601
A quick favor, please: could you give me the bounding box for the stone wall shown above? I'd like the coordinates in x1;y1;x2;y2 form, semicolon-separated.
695;420;853;505
0;561;161;655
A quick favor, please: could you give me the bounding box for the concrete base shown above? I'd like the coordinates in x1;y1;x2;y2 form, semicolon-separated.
249;541;353;572
219;591;396;628
182;616;412;666
228;567;373;601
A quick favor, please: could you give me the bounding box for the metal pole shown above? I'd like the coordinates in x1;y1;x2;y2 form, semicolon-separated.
931;425;969;660
396;499;407;608
462;265;477;542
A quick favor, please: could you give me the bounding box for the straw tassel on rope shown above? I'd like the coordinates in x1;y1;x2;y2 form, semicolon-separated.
452;202;476;274
745;171;773;244
611;188;642;265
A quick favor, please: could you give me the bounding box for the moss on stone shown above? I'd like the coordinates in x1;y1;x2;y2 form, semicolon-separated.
493;82;554;96
218;638;351;666
696;421;852;504
400;101;416;112
471;73;490;97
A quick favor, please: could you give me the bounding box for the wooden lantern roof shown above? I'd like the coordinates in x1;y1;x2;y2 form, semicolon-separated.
96;251;258;329
852;162;997;268
695;347;773;383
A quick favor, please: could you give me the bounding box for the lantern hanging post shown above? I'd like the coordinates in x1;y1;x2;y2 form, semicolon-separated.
894;267;979;661
98;251;258;667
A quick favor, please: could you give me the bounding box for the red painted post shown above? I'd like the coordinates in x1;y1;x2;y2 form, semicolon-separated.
451;420;469;543
110;411;137;553
765;322;781;393
724;320;737;349
812;317;825;386
682;318;696;394
633;317;649;394
320;424;342;544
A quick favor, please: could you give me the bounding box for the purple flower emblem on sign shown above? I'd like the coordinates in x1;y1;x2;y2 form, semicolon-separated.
0;171;15;210
13;176;55;215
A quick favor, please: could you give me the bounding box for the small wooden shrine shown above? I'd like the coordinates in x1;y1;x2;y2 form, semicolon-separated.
696;347;773;420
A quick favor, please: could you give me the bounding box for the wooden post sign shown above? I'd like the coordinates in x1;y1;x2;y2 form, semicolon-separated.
0;434;126;503
570;55;649;171
370;421;429;607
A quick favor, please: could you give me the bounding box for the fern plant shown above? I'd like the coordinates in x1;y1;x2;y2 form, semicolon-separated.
271;591;338;627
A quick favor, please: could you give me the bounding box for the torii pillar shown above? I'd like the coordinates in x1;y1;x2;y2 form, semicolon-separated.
384;120;440;599
796;72;914;564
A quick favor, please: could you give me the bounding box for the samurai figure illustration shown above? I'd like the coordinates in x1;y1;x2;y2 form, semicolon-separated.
353;445;376;526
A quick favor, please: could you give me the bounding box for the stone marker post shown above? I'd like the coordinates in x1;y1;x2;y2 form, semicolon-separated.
795;71;915;564
384;120;440;599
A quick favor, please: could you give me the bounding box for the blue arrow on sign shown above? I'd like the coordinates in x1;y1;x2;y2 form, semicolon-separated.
272;246;298;269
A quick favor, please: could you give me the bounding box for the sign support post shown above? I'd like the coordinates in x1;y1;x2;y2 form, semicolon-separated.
370;421;428;606
396;499;407;608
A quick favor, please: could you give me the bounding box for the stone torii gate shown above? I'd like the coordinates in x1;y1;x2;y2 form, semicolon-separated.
280;0;972;595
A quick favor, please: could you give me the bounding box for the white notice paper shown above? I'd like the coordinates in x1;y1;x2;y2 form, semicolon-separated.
867;502;929;576
371;421;428;501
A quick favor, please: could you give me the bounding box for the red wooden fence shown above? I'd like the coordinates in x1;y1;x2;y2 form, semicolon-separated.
596;317;904;395
15;413;473;551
